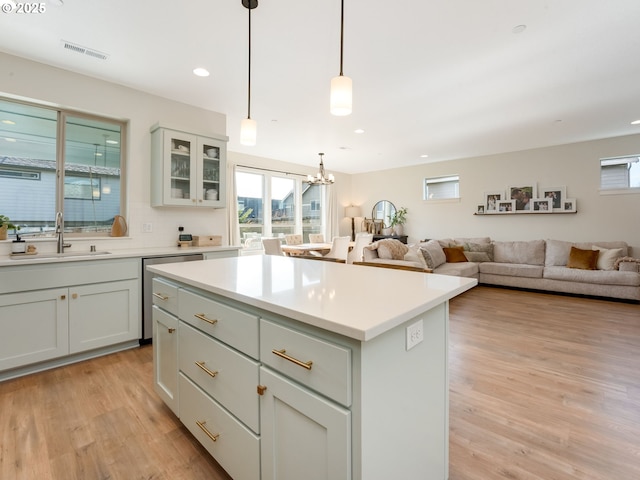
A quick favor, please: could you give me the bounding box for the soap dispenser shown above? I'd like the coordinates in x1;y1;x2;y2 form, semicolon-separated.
11;234;26;254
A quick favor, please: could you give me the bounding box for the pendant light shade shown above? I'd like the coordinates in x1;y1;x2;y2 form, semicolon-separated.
330;75;352;116
240;0;258;146
330;0;352;116
240;117;257;146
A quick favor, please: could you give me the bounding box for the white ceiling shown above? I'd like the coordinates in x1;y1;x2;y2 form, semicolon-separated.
1;0;639;174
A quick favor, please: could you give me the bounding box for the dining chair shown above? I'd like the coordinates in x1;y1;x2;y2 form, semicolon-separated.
262;237;284;256
323;236;351;262
347;233;373;264
284;234;303;245
308;233;325;243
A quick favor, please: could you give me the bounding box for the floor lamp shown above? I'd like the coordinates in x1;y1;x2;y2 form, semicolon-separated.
345;205;362;241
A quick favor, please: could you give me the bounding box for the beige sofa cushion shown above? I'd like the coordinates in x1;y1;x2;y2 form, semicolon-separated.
479;262;543;279
546;239;629;266
433;262;479;278
493;240;545;266
544;266;640;287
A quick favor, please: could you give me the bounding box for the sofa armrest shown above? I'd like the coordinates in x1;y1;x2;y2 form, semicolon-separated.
362;245;379;261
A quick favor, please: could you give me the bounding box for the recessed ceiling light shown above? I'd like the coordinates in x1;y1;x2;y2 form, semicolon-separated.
512;25;527;34
420;154;429;158
2;119;16;125
193;68;210;77
631;120;640;125
5;138;16;142
354;129;365;134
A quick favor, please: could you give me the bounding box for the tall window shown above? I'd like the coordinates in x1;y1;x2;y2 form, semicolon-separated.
0;97;125;238
423;175;460;200
600;156;640;192
236;167;324;249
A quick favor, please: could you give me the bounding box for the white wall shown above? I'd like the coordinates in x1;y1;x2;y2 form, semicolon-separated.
352;135;640;254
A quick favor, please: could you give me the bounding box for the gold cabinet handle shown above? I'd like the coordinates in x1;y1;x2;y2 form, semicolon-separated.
152;292;169;301
60;295;66;300
168;328;176;334
195;361;218;378
71;293;78;299
194;313;218;325
272;349;313;370
257;385;267;396
195;420;220;442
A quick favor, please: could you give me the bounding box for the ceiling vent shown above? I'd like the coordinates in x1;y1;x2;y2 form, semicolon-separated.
61;40;109;61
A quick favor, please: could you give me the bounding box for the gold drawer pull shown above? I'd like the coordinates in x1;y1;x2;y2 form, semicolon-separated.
194;313;218;325
152;292;169;301
195;420;220;442
168;328;176;334
195;361;218;378
272;349;313;370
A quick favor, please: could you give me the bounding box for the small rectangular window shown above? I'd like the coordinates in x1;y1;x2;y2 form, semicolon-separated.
600;155;640;191
424;175;460;200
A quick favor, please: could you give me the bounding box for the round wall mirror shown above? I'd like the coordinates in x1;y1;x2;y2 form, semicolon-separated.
371;200;396;227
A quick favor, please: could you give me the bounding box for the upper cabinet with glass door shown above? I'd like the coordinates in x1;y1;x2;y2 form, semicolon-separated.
150;125;227;208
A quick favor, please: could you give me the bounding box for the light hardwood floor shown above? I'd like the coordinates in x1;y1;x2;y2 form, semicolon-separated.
1;285;638;479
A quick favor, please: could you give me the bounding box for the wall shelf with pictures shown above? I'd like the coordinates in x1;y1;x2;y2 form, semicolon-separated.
476;185;577;215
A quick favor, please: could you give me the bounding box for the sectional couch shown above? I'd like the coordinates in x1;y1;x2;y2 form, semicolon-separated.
362;237;640;301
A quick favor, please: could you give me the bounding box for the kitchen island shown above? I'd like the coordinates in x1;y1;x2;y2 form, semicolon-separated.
149;255;476;480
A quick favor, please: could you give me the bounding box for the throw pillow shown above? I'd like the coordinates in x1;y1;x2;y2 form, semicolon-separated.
419;239;447;269
376;239;409;260
566;246;598;270
592;245;623;271
460;242;494;262
404;244;428;268
443;246;468;263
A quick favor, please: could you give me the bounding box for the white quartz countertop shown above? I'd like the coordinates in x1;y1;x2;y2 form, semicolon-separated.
0;245;240;267
148;255;477;342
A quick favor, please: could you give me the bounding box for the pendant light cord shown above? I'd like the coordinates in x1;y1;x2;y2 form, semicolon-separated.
247;5;252;119
339;0;344;76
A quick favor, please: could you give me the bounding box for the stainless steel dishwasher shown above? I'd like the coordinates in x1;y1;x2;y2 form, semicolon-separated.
141;253;204;343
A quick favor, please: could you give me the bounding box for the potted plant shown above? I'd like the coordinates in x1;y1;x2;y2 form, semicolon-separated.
0;215;19;240
390;207;408;235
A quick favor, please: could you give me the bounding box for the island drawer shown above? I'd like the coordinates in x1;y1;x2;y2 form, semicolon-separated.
179;289;259;358
179;321;260;433
260;319;352;407
179;373;260;480
151;278;179;316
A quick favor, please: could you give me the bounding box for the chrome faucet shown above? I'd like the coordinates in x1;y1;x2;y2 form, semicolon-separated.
55;212;71;253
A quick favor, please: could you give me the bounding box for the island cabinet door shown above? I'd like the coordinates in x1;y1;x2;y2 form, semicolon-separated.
152;306;178;415
259;366;351;480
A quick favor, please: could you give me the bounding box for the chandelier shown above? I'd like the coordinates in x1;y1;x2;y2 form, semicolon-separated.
307;153;335;185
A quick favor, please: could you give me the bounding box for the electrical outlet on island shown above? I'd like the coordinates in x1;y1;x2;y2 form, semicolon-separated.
406;319;424;351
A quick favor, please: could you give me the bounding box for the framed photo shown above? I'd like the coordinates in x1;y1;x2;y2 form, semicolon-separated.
563;198;577;213
508;184;537;211
531;198;552;212
497;200;515;213
539;186;566;211
476;204;485;214
483;190;504;214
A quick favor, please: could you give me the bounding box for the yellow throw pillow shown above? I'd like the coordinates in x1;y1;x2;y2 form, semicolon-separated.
443;246;468;263
567;246;598;270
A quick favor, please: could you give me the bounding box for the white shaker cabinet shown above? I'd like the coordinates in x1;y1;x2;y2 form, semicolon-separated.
0;288;69;371
0;258;140;381
150;125;228;208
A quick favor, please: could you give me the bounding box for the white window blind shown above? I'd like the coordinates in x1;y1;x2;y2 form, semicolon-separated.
424;175;460;200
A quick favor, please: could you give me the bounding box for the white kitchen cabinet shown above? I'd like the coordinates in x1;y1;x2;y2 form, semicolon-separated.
69;279;139;354
260;366;351;480
153;306;179;415
150;125;228;208
0;258;140;380
0;288;69;371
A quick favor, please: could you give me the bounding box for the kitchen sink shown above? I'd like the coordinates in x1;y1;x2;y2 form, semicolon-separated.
10;251;112;260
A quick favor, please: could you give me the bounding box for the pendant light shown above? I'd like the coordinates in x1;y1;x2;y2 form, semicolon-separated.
330;0;352;116
240;0;258;146
307;153;335;185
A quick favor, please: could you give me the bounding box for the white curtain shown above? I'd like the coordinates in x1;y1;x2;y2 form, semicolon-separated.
226;163;241;247
324;184;339;240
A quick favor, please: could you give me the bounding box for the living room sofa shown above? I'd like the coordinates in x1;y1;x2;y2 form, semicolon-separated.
361;237;640;301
